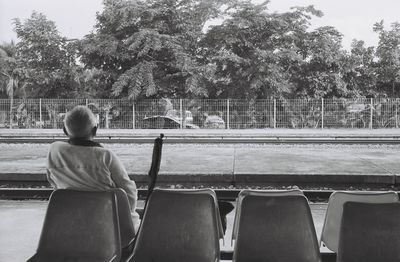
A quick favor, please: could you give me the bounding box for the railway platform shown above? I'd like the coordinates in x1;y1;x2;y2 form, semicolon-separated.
1;142;400;187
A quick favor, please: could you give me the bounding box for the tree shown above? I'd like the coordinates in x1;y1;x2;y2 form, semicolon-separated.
79;0;226;100
341;40;377;97
13;11;78;97
0;42;20;99
0;42;29;127
373;21;400;97
292;26;349;98
201;1;323;99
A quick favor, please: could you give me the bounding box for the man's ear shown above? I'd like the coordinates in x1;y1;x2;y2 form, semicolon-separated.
91;126;97;137
63;126;69;137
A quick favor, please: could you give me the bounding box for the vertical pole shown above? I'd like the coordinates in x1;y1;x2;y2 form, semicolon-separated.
105;111;109;129
370;98;373;129
180;99;183;129
39;98;42;124
132;102;136;129
85;99;88;106
9;98;12;129
396;99;398;128
227;99;230;129
321;98;324;129
273;99;276;128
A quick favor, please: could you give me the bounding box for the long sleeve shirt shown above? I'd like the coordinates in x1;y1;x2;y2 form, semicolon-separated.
46;141;140;232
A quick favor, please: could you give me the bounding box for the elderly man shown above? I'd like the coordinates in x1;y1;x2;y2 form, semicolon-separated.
46;105;141;232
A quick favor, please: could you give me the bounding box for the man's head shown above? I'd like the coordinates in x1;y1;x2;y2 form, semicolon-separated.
64;106;98;139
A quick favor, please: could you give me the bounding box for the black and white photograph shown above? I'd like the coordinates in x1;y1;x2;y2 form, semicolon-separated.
1;0;400;261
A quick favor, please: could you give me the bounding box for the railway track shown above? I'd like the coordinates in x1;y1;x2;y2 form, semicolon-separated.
2;132;400;200
1;135;400;144
0;187;334;201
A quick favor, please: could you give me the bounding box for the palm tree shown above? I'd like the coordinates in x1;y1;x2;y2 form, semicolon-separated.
0;43;27;128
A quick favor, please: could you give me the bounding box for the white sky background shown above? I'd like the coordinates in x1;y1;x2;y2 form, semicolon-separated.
0;0;399;50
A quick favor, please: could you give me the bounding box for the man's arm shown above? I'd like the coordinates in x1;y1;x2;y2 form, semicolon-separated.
46;169;58;189
108;151;139;212
108;151;141;232
46;145;58;189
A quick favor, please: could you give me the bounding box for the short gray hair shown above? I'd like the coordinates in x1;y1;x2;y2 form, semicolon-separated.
64;106;97;138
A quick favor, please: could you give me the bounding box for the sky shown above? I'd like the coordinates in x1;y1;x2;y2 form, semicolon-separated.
0;0;399;50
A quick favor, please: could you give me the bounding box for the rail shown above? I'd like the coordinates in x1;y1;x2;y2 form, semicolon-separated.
2;135;400;144
0;187;335;201
0;171;397;191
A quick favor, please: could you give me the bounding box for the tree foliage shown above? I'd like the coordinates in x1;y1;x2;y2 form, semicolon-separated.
201;2;324;99
79;0;227;100
293;26;348;98
13;11;78;97
1;0;400;100
374;21;400;96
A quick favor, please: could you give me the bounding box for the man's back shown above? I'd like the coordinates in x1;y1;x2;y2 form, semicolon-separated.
46;140;140;232
47;141;117;190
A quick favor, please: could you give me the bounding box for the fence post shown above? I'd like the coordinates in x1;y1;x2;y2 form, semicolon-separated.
321;98;324;129
39;98;42;124
85;99;88;106
396;99;398;128
9;98;12;129
273;99;276;128
180;99;183;129
369;98;373;129
227;99;230;129
132;102;136;129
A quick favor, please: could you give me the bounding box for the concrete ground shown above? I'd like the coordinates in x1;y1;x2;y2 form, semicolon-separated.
0;200;327;262
1;143;400;180
2;128;400;184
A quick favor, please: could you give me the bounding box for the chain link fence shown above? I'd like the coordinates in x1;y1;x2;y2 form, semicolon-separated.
0;98;399;129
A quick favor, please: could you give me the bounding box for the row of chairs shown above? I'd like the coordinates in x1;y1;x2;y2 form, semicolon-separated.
233;189;400;262
28;189;400;262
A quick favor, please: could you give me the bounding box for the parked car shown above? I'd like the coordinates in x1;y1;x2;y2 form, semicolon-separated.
346;103;367;113
142;116;199;129
204;115;225;129
165;109;193;124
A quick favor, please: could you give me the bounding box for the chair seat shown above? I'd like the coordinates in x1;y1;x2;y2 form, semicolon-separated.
321;191;398;252
130;189;222;262
232;189;304;242
27;190;121;262
233;192;320;262
337;202;400;262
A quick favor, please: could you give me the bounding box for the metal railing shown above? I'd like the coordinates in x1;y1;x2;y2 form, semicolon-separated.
1;98;399;129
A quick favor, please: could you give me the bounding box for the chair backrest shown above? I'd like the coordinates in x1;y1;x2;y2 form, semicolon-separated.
233;194;320;262
131;189;222;262
321;191;398;253
34;189;121;261
232;189;304;241
111;188;136;249
337;202;400;262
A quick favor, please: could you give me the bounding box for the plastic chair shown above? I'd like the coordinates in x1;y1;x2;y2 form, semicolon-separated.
27;189;121;262
232;189;304;243
130;189;222;262
111;188;136;261
233;194;320;262
320;191;398;253
337;202;400;262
